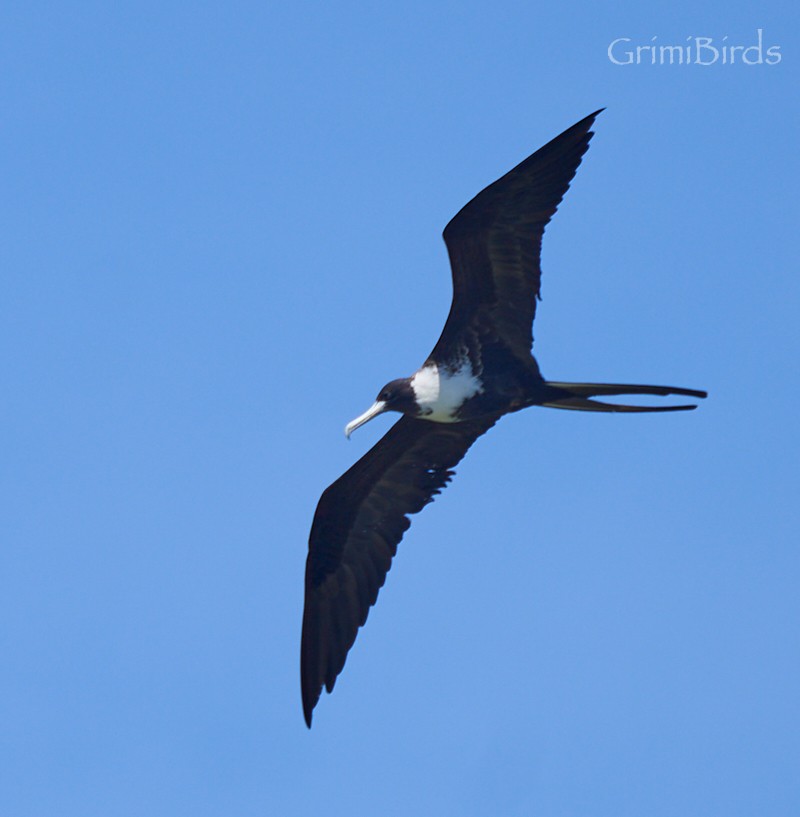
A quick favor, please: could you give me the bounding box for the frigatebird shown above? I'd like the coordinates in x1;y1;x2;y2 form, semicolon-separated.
301;110;706;727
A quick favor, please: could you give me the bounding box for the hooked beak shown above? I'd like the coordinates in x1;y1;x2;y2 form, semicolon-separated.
345;400;387;438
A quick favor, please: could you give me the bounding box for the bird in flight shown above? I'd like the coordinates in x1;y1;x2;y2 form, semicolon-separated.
300;110;706;727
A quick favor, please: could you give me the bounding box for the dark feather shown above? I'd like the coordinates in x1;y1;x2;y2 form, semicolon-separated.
301;414;498;726
299;108;705;726
433;109;603;361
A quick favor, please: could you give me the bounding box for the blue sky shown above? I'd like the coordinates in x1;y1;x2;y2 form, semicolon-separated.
1;2;798;815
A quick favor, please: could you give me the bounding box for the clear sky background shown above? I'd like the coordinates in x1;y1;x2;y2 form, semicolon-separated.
1;2;798;815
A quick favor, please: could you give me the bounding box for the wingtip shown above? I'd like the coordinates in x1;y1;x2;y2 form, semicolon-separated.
584;108;605;130
560;109;604;145
301;640;318;729
302;689;315;728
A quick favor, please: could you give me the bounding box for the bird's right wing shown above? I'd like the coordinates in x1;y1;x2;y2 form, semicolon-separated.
301;413;497;726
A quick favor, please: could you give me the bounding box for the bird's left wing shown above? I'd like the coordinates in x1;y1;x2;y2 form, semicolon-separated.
301;414;498;726
434;110;602;361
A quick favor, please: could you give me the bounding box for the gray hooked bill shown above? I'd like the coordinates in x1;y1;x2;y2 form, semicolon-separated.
344;401;387;438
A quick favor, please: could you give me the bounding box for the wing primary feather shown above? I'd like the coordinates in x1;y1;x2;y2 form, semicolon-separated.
301;415;497;726
434;110;603;360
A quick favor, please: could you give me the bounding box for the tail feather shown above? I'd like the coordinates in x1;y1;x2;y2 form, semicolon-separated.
541;381;707;413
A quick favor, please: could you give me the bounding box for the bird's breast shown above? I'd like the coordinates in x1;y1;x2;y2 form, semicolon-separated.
410;360;484;421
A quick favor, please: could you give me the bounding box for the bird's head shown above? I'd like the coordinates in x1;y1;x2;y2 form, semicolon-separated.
345;377;417;438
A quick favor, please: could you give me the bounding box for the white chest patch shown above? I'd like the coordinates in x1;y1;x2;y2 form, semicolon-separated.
410;359;484;421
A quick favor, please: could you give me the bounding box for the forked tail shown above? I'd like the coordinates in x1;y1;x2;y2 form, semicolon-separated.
541;381;707;413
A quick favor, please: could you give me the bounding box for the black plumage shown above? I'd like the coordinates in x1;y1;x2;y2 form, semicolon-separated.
300;110;706;727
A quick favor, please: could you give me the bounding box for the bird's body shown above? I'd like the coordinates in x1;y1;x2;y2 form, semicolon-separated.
301;110;706;727
411;358;484;421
